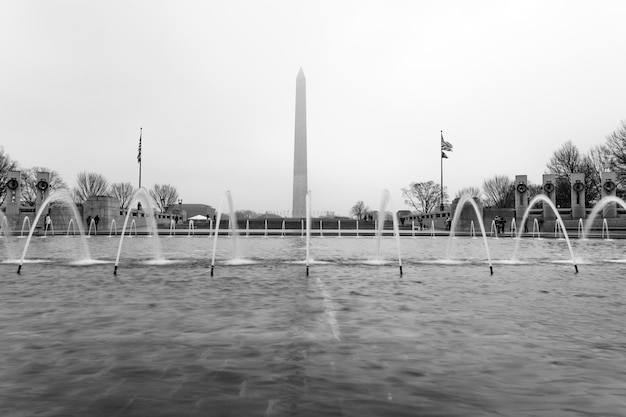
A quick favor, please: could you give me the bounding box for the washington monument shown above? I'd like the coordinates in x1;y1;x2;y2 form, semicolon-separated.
292;68;307;218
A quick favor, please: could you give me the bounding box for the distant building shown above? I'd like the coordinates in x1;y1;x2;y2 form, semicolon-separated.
180;203;215;219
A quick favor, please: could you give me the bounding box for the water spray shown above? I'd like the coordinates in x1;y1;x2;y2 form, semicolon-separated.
447;195;493;273
113;188;164;276
209;191;238;279
513;195;578;269
305;191;312;277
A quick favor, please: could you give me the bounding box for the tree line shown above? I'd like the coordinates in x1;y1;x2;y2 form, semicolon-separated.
352;120;626;217
0;149;179;213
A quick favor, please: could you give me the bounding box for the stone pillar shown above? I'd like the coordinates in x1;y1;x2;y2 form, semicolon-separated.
570;173;586;219
5;170;21;218
601;172;617;218
514;175;528;223
35;172;51;229
35;172;51;208
542;174;556;220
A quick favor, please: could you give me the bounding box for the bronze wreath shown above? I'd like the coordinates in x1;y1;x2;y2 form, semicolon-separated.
36;180;49;191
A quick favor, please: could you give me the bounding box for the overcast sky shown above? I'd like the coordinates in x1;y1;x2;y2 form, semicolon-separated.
1;1;625;216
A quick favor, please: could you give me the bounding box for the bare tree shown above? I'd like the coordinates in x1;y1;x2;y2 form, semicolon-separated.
19;167;67;206
545;141;600;206
350;200;369;220
110;182;136;209
236;210;262;219
402;181;446;213
0;147;19;205
522;183;545;209
454;186;482;202
546;140;582;175
604;120;626;185
72;172;110;204
482;175;514;208
262;212;281;218
149;184;179;213
588;143;611;174
581;155;602;204
588;142;623;198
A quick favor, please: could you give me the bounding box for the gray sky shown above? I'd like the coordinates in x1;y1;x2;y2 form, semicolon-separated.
1;1;625;216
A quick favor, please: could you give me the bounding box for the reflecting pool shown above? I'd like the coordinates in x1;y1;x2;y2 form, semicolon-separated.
1;236;624;416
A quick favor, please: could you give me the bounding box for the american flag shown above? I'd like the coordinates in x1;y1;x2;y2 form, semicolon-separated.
441;130;452;158
137;128;142;163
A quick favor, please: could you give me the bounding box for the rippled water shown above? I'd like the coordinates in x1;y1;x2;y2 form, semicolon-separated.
1;235;625;416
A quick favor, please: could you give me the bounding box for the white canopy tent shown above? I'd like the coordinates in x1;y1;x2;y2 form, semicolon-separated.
188;215;208;221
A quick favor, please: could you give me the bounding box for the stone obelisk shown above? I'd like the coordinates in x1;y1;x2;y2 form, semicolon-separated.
292;68;307;218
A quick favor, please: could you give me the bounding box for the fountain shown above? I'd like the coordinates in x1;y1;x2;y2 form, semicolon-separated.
2;224;625;416
20;216;31;237
554;220;564;239
513;194;578;273
87;218;96;236
602;219;610;239
510;218;517;237
17;189;91;273
66;218;76;236
447;194;493;275
577;218;584;239
490;220;497;238
0;211;17;260
210;190;239;276
531;218;541;239
109;219;117;236
169;219;176;236
113;188;164;275
188;219;195;236
43;218;54;236
305;190;311;275
0;211;10;238
373;189;403;275
469;220;476;238
4;189;626;416
128;219;137;236
582;196;626;239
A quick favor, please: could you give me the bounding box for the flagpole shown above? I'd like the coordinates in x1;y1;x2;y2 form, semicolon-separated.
440;130;444;211
138;127;142;189
439;130;452;212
